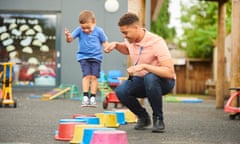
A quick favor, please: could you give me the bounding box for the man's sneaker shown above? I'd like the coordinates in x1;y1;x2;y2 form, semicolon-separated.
134;116;151;130
152;116;165;133
89;96;96;106
82;96;89;106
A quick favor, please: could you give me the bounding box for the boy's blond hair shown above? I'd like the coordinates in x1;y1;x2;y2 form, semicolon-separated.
79;10;95;24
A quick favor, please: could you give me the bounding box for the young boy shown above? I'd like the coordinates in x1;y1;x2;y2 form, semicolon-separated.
64;10;108;106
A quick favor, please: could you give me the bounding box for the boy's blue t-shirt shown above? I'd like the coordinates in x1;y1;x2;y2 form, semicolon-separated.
71;26;108;62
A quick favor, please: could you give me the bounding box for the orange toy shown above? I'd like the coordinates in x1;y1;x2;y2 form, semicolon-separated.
0;62;17;108
0;88;2;99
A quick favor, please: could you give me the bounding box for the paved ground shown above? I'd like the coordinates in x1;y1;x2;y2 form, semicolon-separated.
0;88;240;144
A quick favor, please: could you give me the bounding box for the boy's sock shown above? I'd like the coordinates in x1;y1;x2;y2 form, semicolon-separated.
90;94;96;98
83;92;89;97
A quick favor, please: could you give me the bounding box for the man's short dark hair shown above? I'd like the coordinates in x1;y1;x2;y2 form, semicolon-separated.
118;12;139;26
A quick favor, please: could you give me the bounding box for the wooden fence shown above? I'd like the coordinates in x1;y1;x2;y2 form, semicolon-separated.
174;59;213;95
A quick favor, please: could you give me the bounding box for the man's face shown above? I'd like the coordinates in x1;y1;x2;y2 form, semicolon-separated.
119;24;138;43
80;21;95;34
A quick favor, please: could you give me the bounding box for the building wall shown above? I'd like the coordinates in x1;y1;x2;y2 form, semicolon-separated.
60;0;129;86
0;0;131;88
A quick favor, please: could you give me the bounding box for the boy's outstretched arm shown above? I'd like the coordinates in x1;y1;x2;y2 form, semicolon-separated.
64;28;74;43
102;41;109;51
104;42;129;55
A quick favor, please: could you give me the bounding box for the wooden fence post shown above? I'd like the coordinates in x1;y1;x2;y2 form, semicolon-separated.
216;0;227;108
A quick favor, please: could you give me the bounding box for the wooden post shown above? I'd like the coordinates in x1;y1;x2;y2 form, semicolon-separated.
216;0;226;108
151;0;164;21
230;0;240;109
186;59;190;94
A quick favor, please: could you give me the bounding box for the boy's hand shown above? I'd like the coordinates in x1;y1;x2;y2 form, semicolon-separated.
104;42;116;53
64;28;73;43
64;28;70;35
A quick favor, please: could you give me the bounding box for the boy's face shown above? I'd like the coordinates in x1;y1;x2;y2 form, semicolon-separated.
80;21;95;34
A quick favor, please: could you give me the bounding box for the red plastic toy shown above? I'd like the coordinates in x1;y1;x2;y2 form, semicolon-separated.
103;92;121;109
224;88;240;119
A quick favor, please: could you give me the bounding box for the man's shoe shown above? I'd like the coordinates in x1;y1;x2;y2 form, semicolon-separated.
134;117;151;130
152;116;165;133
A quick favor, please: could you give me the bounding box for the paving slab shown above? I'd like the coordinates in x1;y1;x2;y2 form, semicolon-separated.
0;88;240;144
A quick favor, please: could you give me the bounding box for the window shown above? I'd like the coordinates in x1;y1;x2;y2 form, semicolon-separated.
0;13;58;86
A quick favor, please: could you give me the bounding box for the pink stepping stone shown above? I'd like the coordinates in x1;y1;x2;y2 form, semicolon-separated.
90;130;128;144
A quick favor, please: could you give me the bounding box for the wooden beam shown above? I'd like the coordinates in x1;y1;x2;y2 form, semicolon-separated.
151;0;164;21
202;0;219;1
230;0;240;109
216;0;226;108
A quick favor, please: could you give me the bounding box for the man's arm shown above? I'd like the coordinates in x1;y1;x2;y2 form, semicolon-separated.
128;59;176;79
104;42;129;55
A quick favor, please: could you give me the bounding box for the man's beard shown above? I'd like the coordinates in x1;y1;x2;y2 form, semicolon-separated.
126;38;134;43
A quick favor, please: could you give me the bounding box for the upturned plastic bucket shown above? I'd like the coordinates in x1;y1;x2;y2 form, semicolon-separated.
104;113;119;128
104;111;126;125
75;116;100;125
90;130;128;144
116;109;137;123
82;128;115;144
55;122;85;141
95;113;105;125
70;124;104;144
72;114;96;118
59;118;86;123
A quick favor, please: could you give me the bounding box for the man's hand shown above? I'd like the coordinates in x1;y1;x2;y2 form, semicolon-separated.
127;64;145;76
104;42;116;53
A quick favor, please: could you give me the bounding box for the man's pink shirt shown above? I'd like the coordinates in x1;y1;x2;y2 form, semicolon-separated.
125;29;172;77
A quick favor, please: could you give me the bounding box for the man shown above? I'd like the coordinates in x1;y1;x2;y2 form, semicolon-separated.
104;12;176;133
